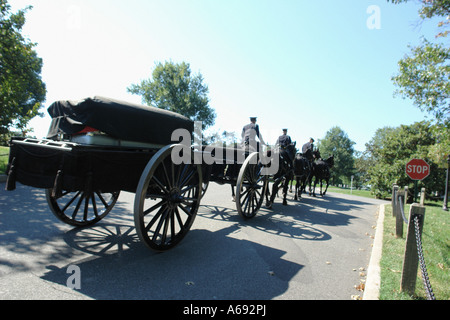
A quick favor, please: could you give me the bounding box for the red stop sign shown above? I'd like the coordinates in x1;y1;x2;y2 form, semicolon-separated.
406;159;430;180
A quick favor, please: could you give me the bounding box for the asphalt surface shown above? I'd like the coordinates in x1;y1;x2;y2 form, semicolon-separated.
0;181;387;300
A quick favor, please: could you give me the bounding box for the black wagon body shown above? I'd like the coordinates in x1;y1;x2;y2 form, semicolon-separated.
5;97;268;251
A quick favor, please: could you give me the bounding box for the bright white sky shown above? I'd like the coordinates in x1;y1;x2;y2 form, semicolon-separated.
8;0;442;152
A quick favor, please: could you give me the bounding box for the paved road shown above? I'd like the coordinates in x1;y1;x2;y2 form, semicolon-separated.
0;182;386;300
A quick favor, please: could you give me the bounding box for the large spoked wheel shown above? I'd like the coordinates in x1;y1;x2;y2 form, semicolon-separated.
46;189;120;227
236;152;268;219
134;144;202;251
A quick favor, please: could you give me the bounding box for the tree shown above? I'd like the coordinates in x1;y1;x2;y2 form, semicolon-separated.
389;0;449;125
365;121;443;199
316;126;355;186
128;61;216;130
0;0;46;136
392;39;449;123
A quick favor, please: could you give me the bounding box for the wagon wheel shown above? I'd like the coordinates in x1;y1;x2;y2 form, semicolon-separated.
201;180;209;199
236;152;268;219
134;144;202;251
46;189;120;227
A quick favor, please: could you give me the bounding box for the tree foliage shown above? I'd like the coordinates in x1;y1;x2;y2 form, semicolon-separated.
363;121;444;199
317;126;355;185
389;0;450;126
128;61;216;130
0;0;46;135
392;39;449;123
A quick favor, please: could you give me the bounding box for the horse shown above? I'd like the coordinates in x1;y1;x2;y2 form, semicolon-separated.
310;154;334;197
290;149;314;200
265;142;296;208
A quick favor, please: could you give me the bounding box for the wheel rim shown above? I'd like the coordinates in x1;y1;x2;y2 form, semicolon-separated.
236;152;267;219
46;189;119;227
134;145;202;251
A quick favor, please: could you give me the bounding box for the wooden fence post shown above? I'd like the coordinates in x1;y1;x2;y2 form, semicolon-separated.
420;187;426;206
404;186;408;206
400;204;426;296
395;190;405;238
392;184;398;217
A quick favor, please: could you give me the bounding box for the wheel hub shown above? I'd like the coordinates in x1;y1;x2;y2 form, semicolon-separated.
167;188;182;209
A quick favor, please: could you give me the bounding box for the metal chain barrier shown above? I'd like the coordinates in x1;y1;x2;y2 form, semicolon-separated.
413;215;436;300
395;190;436;300
397;194;408;224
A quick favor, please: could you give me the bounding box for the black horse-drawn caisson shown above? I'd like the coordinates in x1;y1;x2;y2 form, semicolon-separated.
5;97;271;251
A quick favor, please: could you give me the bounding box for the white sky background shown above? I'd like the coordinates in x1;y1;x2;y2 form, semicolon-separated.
8;0;442;152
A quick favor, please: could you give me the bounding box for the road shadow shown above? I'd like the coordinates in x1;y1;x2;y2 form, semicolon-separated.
263;188;385;227
42;223;303;300
199;204;330;242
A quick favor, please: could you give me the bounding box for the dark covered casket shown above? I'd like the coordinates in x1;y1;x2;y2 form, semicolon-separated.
46;96;194;145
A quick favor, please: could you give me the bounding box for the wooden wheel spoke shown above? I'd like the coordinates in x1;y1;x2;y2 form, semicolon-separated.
91;193;99;218
179;166;196;187
152;175;170;194
72;192;86;220
83;194;90;221
146;205;166;233
161;160;172;189
143;199;165;217
174;207;185;231
61;191;81;213
152;207;169;242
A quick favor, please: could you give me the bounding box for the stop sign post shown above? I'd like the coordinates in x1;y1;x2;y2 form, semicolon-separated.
406;159;430;202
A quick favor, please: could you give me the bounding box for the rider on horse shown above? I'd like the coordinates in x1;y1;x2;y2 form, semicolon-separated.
301;137;315;170
276;128;294;170
242;117;266;153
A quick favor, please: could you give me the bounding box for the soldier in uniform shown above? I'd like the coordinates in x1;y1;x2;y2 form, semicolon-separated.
302;137;315;170
242;117;265;152
276;128;294;170
276;128;292;147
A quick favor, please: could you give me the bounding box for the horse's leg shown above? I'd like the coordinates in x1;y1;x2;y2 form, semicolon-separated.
320;178;323;196
308;175;313;196
231;183;236;202
265;182;271;207
302;176;307;196
312;176;317;197
282;176;290;206
323;178;329;196
294;177;299;201
266;177;281;209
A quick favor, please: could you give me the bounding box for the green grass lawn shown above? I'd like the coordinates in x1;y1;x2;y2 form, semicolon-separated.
0;146;9;175
380;204;449;300
327;186;375;199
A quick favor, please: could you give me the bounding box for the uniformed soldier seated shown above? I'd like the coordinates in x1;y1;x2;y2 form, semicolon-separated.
302;138;315;170
242;117;266;153
276;128;294;170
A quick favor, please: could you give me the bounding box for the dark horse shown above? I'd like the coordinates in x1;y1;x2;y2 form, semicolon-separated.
310;153;334;197
290;149;314;200
265;143;296;208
